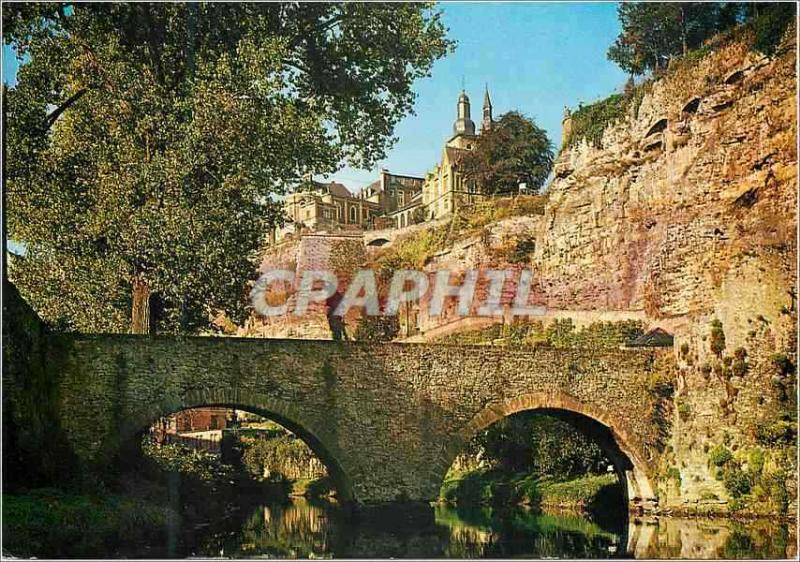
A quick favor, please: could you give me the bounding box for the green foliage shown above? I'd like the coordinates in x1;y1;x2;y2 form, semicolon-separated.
755;420;796;447
608;3;725;75
606;3;795;76
141;439;233;484
709;318;726;357
353;315;400;342
709;444;733;467
5;2;453;333
238;433;325;482
470;412;610;480
2;489;174;558
376;224;450;271
666;467;682;487
747;2;796;55
435;319;644;351
677;400;691;422
460;111;553;195
747;448;765;476
722;466;751;498
566;94;627;148
537;474;620;507
771;353;795;376
440;470;619;509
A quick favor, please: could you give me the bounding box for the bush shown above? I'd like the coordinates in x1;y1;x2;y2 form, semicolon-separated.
722;466;751;498
566;94;628;148
755;420;796;446
771;353;795;376
710;319;726;357
2;490;175;558
677;401;691;422
709;444;733;467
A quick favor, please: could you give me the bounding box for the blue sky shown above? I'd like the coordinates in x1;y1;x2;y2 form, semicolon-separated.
2;1;628;191
330;1;628;188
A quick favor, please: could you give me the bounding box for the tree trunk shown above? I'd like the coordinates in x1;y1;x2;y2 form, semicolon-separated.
131;274;152;334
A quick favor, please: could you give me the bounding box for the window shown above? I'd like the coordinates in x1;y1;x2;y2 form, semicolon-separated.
349;207;357;223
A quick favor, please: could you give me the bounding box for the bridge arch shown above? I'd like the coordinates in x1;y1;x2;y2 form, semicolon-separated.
124;388;354;502
435;392;657;510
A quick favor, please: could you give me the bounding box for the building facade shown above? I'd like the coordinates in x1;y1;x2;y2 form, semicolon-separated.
277;170;424;241
276;87;495;239
422;87;493;221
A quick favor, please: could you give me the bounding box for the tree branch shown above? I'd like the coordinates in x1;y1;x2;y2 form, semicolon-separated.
44;88;87;129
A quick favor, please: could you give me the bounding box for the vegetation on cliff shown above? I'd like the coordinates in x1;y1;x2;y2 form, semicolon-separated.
565;3;796;150
372;195;547;273
435;319;645;350
608;2;795;75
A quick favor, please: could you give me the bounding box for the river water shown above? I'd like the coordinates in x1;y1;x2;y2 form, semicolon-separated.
177;498;794;559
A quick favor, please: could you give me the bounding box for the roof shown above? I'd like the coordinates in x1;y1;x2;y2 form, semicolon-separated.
628;328;674;348
325;181;353;198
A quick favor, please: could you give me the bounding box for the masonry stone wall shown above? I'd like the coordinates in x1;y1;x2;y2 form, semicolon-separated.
49;332;665;506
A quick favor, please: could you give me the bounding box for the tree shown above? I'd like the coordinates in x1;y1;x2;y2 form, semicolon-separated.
608;2;795;76
4;3;453;333
460;111;553;195
473;412;609;478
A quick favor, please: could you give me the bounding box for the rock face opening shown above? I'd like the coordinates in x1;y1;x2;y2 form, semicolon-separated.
643;139;663;153
681;97;701;114
713;100;734;112
644;119;668;138
724;70;745;85
366;238;390;247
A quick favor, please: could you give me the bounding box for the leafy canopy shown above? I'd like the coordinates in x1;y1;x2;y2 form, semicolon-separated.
460;111;553;195
4;2;453;333
608;2;796;75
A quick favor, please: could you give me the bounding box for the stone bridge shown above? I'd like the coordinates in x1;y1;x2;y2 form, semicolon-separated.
39;331;668;509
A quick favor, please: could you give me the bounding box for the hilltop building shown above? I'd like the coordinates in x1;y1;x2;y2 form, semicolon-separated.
275;87;495;240
422;87;492;220
276;170;424;241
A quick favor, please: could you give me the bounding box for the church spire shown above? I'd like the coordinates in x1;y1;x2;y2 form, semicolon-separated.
481;84;493;133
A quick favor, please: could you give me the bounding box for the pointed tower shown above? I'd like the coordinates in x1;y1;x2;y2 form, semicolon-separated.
481;85;493;133
452;89;476;137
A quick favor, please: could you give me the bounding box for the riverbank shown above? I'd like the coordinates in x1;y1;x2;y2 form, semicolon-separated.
2;488;177;558
439;469;622;511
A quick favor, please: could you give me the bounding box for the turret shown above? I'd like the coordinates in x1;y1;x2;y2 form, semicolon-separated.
453;90;476;137
561;105;573;147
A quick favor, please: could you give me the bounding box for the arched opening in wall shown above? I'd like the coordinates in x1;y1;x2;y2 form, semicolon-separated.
644;118;668;138
140;405;348;501
443;410;629;514
112;405;352;557
438;404;647;556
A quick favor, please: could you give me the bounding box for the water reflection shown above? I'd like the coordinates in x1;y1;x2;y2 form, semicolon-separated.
188;498;792;559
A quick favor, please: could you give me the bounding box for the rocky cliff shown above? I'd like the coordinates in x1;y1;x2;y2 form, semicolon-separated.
416;30;797;515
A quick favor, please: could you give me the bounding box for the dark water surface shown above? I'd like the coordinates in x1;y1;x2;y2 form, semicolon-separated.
174;498;793;559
